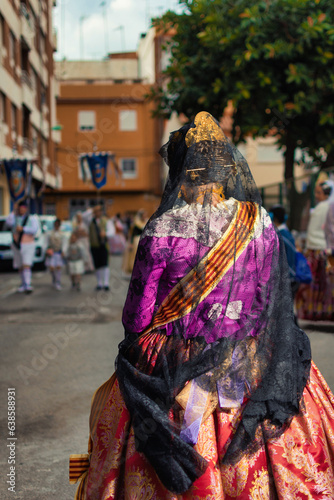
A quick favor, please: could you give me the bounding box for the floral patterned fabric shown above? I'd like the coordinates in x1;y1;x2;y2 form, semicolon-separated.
71;112;325;496
74;361;334;499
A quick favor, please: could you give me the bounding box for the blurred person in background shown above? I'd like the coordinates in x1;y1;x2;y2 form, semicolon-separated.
296;179;334;321
66;232;85;291
88;205;111;291
45;218;66;291
72;211;94;272
5;199;39;293
269;205;299;298
269;204;301;325
323;180;334;281
123;208;148;274
108;213;127;255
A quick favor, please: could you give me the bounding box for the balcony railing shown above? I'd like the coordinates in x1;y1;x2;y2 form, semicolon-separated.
22;137;33;152
21;70;34;89
20;3;35;46
20;3;33;27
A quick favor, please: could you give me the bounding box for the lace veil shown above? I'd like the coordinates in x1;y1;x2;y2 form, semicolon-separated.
116;112;311;493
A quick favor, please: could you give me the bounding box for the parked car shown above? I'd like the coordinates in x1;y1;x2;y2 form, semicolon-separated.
0;217;14;263
0;215;48;268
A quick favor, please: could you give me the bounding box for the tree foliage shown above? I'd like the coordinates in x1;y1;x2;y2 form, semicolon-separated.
151;0;334;179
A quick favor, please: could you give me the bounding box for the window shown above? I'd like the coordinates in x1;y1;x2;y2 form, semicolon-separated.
32;126;38;152
78;111;96;131
31;67;38;105
40;84;46;108
0;92;6;124
120;158;137;179
0;15;5;49
22;105;30;142
119;110;137;131
21;41;29;73
39;29;45;55
9;31;16;64
11;104;17;131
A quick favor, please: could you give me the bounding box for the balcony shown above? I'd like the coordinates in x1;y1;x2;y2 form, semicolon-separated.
40;12;47;36
21;70;34;89
20;3;35;49
41;122;49;139
0;46;7;66
22;137;33;152
21;71;36;111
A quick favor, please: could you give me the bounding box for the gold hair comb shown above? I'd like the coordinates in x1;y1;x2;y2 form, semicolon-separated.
185;111;227;147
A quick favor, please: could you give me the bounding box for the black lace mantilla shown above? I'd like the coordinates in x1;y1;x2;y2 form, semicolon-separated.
116;112;311;494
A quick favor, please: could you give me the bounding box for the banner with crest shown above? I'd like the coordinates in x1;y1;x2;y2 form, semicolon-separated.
85;153;108;189
80;152;121;189
3;159;33;202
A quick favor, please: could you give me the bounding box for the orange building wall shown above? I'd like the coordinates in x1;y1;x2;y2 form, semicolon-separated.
49;81;163;220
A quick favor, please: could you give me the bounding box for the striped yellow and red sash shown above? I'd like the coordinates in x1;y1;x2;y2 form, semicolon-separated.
144;201;259;334
69;454;90;485
69;201;259;494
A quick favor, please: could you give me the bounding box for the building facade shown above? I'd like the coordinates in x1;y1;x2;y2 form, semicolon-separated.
50;25;292;224
49;56;163;220
0;0;60;214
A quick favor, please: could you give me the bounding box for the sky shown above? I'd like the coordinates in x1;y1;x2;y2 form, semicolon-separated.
53;0;184;61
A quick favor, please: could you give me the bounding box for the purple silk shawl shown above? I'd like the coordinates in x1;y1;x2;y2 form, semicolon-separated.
122;203;277;344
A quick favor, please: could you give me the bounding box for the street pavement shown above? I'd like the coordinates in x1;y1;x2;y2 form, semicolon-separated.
0;258;333;499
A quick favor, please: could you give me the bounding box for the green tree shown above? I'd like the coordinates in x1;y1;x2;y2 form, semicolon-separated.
151;0;334;226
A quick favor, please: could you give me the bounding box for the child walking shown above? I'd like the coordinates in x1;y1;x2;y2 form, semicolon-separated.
66;232;84;291
46;218;66;291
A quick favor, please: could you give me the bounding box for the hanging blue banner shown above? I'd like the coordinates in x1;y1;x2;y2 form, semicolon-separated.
3;159;28;202
86;153;108;189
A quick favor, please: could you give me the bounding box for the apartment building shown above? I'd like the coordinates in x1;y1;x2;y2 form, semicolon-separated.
48;55;163;220
0;0;60;214
49;22;290;223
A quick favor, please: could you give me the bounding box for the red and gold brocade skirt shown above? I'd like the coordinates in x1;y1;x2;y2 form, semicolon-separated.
70;362;334;499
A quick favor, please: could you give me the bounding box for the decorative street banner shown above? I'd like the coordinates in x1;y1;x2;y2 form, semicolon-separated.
86;153;108;189
80;152;121;189
3;159;29;202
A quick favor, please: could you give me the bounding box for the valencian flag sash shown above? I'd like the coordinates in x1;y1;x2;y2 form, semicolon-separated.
85;153;108;189
3;159;29;202
144;201;259;334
